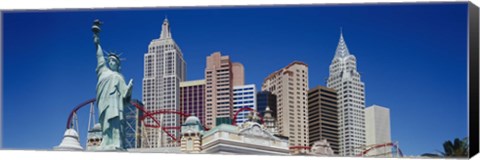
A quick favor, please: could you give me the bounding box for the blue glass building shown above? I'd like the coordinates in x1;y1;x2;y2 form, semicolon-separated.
233;84;256;125
256;91;277;118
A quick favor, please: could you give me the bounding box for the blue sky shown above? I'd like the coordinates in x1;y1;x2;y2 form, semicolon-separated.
2;3;469;156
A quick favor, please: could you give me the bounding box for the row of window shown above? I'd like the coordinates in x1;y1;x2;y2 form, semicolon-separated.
233;87;254;91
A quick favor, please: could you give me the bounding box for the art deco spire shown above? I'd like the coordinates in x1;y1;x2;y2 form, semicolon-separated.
334;29;351;58
160;17;172;39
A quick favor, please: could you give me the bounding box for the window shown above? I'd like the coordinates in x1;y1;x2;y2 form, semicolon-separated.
187;138;193;150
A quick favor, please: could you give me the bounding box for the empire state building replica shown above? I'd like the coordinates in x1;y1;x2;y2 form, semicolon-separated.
142;18;187;148
326;31;366;156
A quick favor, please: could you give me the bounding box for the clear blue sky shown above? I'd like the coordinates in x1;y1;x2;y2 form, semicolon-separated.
2;3;469;156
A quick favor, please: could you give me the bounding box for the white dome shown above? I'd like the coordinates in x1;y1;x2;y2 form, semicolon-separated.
91;123;102;131
54;128;84;151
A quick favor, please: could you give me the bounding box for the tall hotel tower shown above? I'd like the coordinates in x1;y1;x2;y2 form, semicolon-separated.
205;52;244;128
327;32;366;156
262;62;309;153
205;52;231;128
143;18;186;148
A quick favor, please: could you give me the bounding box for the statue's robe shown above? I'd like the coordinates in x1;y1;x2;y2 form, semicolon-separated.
95;44;131;150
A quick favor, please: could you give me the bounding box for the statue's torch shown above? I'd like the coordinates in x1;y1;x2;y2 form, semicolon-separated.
92;19;102;34
92;19;102;45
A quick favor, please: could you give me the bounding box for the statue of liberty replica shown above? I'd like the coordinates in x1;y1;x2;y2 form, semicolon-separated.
92;19;133;151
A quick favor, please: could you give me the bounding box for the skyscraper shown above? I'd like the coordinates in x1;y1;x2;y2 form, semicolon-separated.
308;86;340;155
205;52;237;128
326;32;366;156
262;61;309;153
233;84;256;125
180;80;206;125
142;18;186;148
365;105;391;157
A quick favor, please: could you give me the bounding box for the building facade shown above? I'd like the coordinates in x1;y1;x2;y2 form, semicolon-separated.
365;105;391;157
326;32;366;156
262;61;309;153
201;123;289;155
180;79;206;125
256;91;277;118
308;86;340;155
142;18;187;148
233;84;257;125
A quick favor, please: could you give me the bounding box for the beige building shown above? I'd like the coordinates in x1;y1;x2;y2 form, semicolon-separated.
205;52;244;128
308;86;340;155
232;62;244;86
262;61;309;153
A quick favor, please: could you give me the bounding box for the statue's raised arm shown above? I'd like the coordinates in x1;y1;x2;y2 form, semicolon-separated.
92;19;106;72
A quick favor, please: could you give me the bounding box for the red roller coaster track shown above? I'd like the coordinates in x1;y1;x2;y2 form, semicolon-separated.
66;99;207;143
232;107;264;126
287;143;403;157
357;142;404;157
66;98;96;129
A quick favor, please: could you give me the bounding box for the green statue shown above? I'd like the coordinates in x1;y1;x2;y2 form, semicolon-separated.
92;19;133;150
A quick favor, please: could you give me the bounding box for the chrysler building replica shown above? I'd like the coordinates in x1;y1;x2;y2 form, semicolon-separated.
143;17;186;148
327;31;366;156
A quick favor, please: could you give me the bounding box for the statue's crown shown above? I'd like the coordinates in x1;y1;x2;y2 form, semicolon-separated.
106;52;126;63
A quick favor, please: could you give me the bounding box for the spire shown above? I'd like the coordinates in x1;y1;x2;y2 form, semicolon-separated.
160;17;172;39
334;29;351;58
